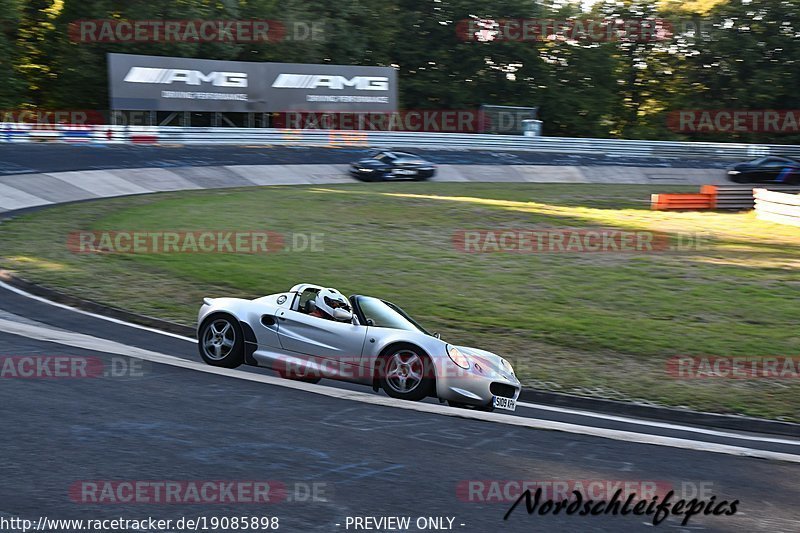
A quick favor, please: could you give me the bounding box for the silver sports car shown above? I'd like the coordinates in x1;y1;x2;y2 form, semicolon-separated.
197;283;521;411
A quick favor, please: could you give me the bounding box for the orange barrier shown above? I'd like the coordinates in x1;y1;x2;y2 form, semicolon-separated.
699;185;719;205
651;187;716;210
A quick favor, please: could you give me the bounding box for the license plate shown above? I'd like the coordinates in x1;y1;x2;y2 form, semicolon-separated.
493;396;516;411
394;169;417;175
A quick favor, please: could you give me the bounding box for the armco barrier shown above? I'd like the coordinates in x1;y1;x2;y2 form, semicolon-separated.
715;185;800;211
3;123;800;160
652;184;800;211
754;188;800;226
713;185;760;210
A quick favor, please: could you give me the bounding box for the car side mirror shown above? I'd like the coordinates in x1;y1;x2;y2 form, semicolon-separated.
366;319;375;327
434;332;441;339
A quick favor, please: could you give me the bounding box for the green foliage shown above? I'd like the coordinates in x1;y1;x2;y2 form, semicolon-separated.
3;0;800;141
2;183;799;419
0;0;25;107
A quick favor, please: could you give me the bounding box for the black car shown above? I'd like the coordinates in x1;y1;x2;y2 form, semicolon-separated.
727;156;800;184
350;151;437;181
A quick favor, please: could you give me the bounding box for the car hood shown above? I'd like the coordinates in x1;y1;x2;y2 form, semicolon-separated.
456;345;518;383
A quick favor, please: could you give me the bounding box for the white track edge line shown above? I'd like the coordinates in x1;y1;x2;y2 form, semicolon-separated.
517;402;800;446
0;280;195;342
0;316;798;464
2;280;797;448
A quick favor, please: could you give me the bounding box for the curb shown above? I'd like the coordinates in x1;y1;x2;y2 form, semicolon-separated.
1;270;797;438
0;270;194;338
517;389;799;438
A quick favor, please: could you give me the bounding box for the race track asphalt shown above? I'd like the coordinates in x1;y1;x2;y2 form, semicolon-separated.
0;284;798;533
0;143;796;533
0;143;730;176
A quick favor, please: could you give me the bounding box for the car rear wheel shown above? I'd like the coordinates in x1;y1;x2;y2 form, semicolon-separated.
198;314;244;368
379;345;434;401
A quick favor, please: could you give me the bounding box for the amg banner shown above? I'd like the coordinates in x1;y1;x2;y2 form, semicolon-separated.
108;53;398;113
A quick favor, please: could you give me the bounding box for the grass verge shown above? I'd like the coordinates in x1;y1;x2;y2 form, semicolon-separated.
1;182;798;421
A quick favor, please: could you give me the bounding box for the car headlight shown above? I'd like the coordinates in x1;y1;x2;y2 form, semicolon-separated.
500;358;515;376
447;345;470;369
358;168;374;172
728;170;740;174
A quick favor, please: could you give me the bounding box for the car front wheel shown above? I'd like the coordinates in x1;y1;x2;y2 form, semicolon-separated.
379;345;434;401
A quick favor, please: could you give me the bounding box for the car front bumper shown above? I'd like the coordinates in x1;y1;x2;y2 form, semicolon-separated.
349;168;436;179
350;167;384;178
434;359;521;408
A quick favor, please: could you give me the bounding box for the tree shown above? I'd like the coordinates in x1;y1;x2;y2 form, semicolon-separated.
3;0;798;142
0;0;24;108
671;0;800;143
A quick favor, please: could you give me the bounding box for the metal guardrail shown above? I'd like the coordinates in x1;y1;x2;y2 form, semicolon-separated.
714;185;800;210
754;188;800;225
3;123;800;160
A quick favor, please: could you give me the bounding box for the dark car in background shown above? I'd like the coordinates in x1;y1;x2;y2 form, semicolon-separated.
350;151;437;181
727;156;800;184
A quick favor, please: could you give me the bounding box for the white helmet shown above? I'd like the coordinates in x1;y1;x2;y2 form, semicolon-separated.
315;288;353;322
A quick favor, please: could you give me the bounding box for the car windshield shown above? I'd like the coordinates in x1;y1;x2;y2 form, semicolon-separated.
762;157;791;167
373;152;395;162
356;296;431;335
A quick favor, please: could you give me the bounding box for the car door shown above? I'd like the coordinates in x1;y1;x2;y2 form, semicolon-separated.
250;294;292;354
275;309;368;367
252;305;283;353
776;163;800;184
391;156;418;178
757;158;788;182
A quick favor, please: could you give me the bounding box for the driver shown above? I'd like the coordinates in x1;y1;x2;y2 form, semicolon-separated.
310;288;353;322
